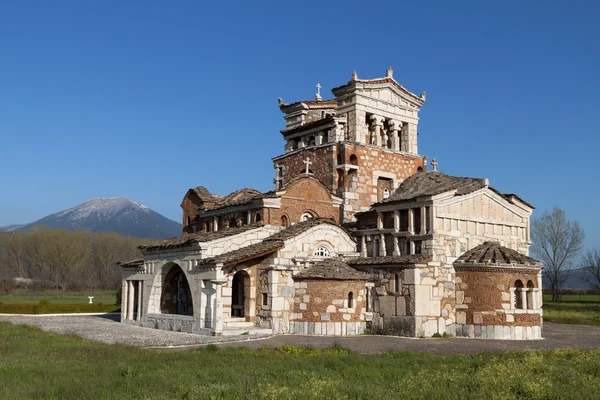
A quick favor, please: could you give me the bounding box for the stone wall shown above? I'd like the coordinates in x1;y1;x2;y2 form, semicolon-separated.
274;177;341;225
454;267;542;340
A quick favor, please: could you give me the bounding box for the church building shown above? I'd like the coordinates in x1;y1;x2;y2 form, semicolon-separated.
119;68;543;340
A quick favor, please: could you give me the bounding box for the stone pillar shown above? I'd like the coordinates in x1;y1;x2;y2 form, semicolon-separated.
360;236;367;257
121;279;128;321
393;210;400;232
407;123;418;154
409;240;415;255
377;212;383;229
213;216;219;232
127;280;134;321
420;206;427;235
211;280;226;335
400;123;409;152
246;211;252;225
316;132;323;145
393;237;400;256
380;233;386;256
371;115;383;147
408;209;414;234
137;280;143;321
519;288;527;310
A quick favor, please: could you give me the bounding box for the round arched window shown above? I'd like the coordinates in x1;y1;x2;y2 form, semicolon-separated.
300;212;314;222
313;246;331;257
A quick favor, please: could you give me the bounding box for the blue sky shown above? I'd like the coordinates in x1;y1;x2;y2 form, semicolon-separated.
1;1;599;247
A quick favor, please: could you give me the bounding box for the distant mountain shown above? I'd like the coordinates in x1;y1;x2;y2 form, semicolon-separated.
0;224;26;232
542;267;593;290
17;198;181;239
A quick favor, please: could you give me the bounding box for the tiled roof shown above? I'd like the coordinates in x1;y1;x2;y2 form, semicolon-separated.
382;171;487;203
116;258;144;268
294;259;371;281
331;77;424;104
280;174;332;193
280;116;336;136
191;186;219;202
454;242;541;268
201;240;284;266
265;218;340;242
346;255;431;266
206;188;263;211
279;100;338;113
139;223;264;251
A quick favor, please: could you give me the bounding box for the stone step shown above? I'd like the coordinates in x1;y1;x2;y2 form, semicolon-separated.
223;319;255;329
221;327;273;336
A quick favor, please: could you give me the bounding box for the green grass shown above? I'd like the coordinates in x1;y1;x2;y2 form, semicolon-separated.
543;302;600;326
1;323;600;399
0;289;117;305
543;294;600;303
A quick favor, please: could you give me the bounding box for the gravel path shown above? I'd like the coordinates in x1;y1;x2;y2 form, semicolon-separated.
2;314;600;354
0;314;269;347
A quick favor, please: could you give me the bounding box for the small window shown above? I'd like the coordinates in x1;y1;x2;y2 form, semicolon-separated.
349;154;358;165
414;241;422;255
262;293;268;306
255;213;262;223
281;215;289;227
300;212;314;222
395;273;400;293
383;188;390;199
348;292;354;308
314;246;331;257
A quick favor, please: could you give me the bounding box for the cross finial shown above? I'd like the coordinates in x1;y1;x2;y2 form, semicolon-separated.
303;157;313;174
315;83;322;101
431;158;438;171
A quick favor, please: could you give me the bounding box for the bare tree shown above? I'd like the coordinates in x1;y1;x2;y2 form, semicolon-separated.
531;208;585;302
582;249;600;290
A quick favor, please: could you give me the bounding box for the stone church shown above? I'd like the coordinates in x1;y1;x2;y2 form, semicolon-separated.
119;68;543;340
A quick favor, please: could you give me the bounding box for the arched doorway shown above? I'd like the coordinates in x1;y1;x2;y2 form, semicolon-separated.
231;270;250;318
160;264;193;316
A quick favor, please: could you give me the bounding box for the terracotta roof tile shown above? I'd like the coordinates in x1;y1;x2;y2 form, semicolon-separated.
116;258;144;268
139;223;264;251
201;240;284;266
346;255;431;266
294;259;370;281
454;242;541;268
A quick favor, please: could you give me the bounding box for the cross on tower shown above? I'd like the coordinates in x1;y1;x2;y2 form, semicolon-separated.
431;158;438;171
315;83;322;101
303;157;313;174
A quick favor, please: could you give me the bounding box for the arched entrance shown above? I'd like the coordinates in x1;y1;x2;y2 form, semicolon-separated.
231;270;250;318
160;264;193;316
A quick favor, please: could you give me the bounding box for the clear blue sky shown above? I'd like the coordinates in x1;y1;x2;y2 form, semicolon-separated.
1;1;599;247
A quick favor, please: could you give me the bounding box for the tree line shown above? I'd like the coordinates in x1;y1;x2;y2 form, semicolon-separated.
0;228;152;290
531;207;600;301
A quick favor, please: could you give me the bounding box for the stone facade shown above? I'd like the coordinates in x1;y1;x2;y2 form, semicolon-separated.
119;69;542;340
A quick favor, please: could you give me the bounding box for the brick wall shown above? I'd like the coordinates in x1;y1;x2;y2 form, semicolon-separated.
292;279;366;323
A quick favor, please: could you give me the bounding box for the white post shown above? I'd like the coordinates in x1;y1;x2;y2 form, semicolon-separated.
420;206;427;235
121;280;128;321
360;236;367;257
213;216;219;232
380;233;386;257
246;211;252;225
377;212;383;229
211;280;226;335
137;281;143;321
393;237;400;256
127;281;134;320
519;288;527;310
408;209;414;234
393;210;400;232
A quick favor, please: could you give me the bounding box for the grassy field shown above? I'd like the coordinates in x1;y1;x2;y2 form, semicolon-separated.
0;289;117;305
0;289;119;314
1;323;599;399
543;294;600;303
543;301;600;326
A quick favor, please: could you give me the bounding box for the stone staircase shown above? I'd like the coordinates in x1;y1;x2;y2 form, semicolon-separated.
222;318;272;336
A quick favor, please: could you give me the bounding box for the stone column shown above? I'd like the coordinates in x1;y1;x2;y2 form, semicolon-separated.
121;279;128;321
377;212;383;229
316;132;323;145
136;281;143;321
127;280;134;320
213;216;219;232
360;235;367;257
400;123;409;152
393;210;400;232
409;240;415;255
408;209;414;234
380;233;386;257
519;288;527;310
393;237;400;256
211;280;226;335
246;211;252;225
420;206;427;235
407;123;418;154
371;115;383;147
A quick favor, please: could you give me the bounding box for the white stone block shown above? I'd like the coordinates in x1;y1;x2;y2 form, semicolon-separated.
326;305;336;313
468;324;475;338
456;311;466;325
299;303;307;310
494;325;502;339
505;314;514;323
271;297;284;311
343;314;351;321
315;322;322;335
515;326;523;340
335;322;342;335
327;322;334;335
404;269;420;285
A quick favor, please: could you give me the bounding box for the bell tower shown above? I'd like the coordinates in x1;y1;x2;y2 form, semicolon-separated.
272;68;428;223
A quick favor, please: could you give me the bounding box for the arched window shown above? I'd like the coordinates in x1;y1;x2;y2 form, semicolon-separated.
308;136;316;146
527;280;534;288
255;213;262;223
300;211;314;222
417;166;424;173
348;292;354;308
281;215;289;227
349;154;358;165
313;246;331;257
514;280;524;309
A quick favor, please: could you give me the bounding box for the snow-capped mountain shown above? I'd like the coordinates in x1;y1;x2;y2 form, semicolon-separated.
17;198;181;239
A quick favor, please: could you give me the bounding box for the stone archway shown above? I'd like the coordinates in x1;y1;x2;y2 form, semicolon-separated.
160;264;193;316
231;270;250;318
